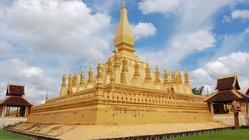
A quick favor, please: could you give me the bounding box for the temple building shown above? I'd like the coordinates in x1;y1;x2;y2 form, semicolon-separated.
205;75;249;115
0;83;32;117
27;2;212;125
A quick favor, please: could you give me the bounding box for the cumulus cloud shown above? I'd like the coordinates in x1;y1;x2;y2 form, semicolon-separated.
138;28;216;68
214;27;249;58
232;9;249;19
0;58;56;104
137;0;233;68
171;29;216;51
224;9;249;22
22;67;43;78
132;22;156;40
190;51;249;94
0;0;114;104
0;0;112;60
139;0;180;14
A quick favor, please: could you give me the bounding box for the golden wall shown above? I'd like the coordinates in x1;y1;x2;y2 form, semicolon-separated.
28;84;212;124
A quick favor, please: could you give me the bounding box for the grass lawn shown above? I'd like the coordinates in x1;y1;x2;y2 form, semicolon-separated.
0;130;30;140
169;128;249;140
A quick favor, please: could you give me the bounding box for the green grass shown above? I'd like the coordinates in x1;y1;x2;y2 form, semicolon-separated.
169;128;249;140
0;130;30;140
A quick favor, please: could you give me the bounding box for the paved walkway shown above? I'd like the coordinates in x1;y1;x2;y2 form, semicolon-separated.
213;114;249;126
8;121;227;140
0;117;27;129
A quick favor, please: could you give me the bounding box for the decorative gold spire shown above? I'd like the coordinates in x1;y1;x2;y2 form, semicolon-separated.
68;72;73;87
177;70;182;83
120;58;130;84
113;0;135;53
163;67;169;84
145;62;152;81
122;0;126;8
45;92;48;101
78;66;86;91
73;72;78;87
107;57;113;75
154;64;161;89
59;71;67;96
97;62;103;79
88;65;94;83
171;70;176;83
62;71;67;86
79;66;85;86
184;69;189;83
154;64;161;83
96;61;103;85
86;65;95;89
67;72;73;96
114;49;121;68
133;61;140;77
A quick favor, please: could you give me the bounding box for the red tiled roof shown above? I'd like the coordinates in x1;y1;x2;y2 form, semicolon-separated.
0;96;32;106
205;90;249;102
6;84;25;96
215;76;240;91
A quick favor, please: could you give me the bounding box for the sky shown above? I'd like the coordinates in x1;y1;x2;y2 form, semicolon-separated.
0;0;248;105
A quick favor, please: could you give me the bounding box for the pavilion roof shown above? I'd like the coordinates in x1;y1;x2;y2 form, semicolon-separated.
246;88;249;96
205;75;249;102
205;90;249;102
6;84;25;96
0;96;32;107
215;75;240;91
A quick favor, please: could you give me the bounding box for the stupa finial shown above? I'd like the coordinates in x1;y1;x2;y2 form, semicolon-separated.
113;0;135;53
122;0;126;8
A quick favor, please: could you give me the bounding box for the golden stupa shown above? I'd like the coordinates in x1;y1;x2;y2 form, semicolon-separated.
28;1;212;125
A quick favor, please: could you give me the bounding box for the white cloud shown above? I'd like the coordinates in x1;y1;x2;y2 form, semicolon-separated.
205;52;249;76
190;68;213;85
231;9;249;19
138;28;216;68
22;67;43;78
0;58;57;104
132;22;156;40
137;0;233;68
190;51;249;94
224;9;249;22
0;0;112;60
214;28;249;59
0;0;115;104
139;0;180;14
171;29;216;51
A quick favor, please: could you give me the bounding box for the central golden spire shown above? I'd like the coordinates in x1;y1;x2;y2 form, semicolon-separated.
113;0;135;53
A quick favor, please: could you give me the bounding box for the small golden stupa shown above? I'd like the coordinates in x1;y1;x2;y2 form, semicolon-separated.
28;1;212;124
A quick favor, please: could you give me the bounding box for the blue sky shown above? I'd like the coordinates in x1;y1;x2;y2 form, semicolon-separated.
0;0;248;104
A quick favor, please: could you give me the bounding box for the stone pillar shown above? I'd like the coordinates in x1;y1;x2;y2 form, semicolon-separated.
24;107;29;117
1;106;6;117
210;101;214;114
